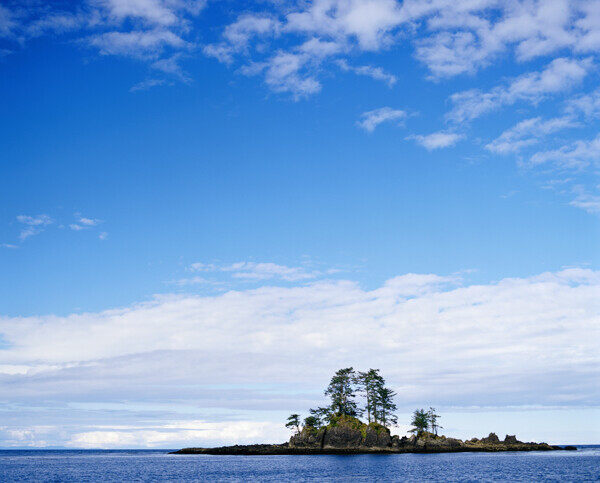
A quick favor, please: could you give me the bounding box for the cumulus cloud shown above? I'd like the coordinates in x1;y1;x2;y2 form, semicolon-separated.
357;107;407;132
409;131;463;150
3;0;600;97
285;0;403;51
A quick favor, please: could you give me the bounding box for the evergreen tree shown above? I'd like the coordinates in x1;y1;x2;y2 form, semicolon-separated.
303;416;320;429
324;367;359;417
285;414;301;434
427;407;441;435
409;408;429;436
309;406;332;425
356;369;384;423
375;386;398;427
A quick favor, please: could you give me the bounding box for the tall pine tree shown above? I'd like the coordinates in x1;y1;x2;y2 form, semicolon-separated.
323;367;359;417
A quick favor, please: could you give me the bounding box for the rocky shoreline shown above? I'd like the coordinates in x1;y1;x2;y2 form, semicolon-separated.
172;420;576;455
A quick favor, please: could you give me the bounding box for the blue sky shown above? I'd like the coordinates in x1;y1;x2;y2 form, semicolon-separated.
0;0;599;447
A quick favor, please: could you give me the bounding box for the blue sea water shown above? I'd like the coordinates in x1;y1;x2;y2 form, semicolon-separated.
1;447;599;482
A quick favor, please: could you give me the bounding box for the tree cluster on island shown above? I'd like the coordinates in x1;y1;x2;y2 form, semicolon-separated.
286;367;442;437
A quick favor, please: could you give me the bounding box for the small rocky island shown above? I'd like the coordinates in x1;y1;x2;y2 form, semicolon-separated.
173;368;576;455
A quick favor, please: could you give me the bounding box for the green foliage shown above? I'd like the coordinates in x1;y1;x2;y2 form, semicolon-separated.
303;416;320;429
324;367;360;418
309;406;332;425
328;414;363;429
285;413;301;434
304;367;441;438
356;368;397;427
410;408;430;436
356;369;382;424
376;386;398;427
427;407;442;435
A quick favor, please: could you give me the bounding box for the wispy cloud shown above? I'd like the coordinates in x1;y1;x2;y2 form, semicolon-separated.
570;186;600;215
336;59;396;87
448;58;593;123
357;107;407;132
530;133;600;169
190;261;322;282
70;214;101;231
16;214;53;240
408;131;463;150
130;78;169;92
1;0;206;89
486;116;579;154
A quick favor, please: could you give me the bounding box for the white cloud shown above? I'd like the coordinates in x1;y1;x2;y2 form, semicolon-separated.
448;57;593;123
565;88;600;119
0;1;205;87
88;29;188;59
4;0;600;95
190;261;321;282
204;14;280;64
70;215;102;231
16;214;53;226
99;232;108;240
0;268;597;403
196;0;600;91
16;214;53;241
529;133;600;169
285;0;403;51
0;268;598;446
0;4;17;38
130;78;169;92
570;186;600;215
357;107;407;132
409;131;463;150
336;59;396;86
67;420;288;449
168;276;218;286
486;116;579;154
98;0;188;27
223;14;280;48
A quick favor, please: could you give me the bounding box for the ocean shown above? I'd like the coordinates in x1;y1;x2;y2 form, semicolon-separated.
1;447;598;481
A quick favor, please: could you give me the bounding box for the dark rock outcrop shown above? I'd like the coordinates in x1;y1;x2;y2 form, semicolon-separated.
289;417;392;450
504;435;520;444
290;427;325;448
172;422;576;455
480;432;501;444
363;424;391;447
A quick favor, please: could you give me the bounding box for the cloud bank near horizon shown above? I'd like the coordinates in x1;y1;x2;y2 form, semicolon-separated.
0;267;598;447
